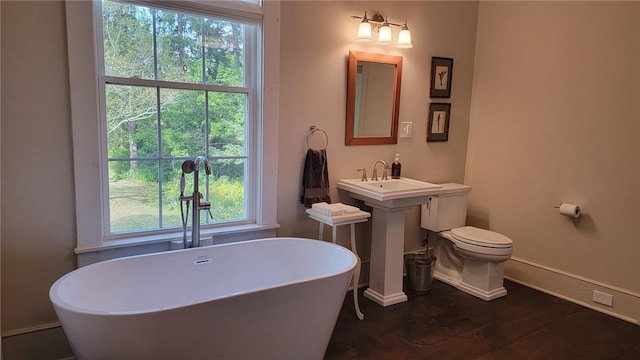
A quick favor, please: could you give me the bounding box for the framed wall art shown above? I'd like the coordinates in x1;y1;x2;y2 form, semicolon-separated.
427;103;451;142
429;57;453;98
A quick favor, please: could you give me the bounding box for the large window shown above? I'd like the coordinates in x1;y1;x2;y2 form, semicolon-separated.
100;0;255;236
65;0;278;255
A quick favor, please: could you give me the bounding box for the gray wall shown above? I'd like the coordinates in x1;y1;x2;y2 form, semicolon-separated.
277;1;479;283
467;0;639;322
1;1;76;358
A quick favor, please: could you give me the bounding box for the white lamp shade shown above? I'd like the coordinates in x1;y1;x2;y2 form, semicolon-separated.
357;21;372;41
378;25;392;45
397;28;413;48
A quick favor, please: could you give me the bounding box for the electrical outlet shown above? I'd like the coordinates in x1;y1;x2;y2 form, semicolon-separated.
593;290;614;307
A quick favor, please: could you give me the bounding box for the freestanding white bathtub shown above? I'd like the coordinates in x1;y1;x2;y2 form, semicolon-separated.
50;237;356;360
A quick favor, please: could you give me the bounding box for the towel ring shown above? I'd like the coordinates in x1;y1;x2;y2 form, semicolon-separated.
306;125;329;150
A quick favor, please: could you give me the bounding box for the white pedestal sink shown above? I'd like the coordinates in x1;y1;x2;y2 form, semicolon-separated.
337;178;443;307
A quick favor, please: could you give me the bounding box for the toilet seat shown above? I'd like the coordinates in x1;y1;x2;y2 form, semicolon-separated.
440;226;513;259
451;226;512;249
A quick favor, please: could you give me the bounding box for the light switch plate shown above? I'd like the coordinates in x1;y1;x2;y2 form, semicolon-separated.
400;122;413;137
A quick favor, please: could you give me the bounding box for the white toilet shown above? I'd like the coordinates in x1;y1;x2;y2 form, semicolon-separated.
420;183;513;301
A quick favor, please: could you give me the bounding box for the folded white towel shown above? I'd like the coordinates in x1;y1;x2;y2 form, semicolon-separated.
311;202;360;216
311;202;338;216
339;204;360;214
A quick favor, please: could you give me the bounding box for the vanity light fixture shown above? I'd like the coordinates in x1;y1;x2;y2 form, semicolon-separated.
356;12;373;41
351;11;413;48
397;21;413;48
377;18;393;45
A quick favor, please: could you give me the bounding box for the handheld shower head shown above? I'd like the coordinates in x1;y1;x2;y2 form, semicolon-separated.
179;172;186;195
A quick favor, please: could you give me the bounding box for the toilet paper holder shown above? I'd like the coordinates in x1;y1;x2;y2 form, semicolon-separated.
554;203;581;218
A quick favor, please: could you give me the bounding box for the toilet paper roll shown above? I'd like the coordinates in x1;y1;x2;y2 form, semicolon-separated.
559;203;581;218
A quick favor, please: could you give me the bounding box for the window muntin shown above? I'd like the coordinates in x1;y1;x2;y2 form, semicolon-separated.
101;0;254;237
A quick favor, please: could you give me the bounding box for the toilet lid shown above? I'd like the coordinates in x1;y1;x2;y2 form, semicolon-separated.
451;226;512;248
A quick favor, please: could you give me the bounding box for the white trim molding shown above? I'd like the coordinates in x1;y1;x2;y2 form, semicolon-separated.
65;0;281;256
505;256;640;325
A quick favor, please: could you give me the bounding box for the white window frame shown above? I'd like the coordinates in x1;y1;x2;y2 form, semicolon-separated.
66;0;279;260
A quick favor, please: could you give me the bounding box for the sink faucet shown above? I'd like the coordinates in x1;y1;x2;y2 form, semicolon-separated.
357;168;368;181
371;160;389;181
180;156;213;248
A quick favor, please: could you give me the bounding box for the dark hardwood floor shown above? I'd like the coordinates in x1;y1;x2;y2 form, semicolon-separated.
325;279;640;359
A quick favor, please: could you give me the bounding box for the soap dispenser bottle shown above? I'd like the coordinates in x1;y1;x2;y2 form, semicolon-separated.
391;154;402;179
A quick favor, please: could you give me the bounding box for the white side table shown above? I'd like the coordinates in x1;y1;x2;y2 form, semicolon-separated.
306;209;371;320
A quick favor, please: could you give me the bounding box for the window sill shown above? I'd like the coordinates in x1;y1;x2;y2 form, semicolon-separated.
75;223;280;254
74;223;280;266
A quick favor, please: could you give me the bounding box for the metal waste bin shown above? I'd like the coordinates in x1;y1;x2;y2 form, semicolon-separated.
404;253;436;294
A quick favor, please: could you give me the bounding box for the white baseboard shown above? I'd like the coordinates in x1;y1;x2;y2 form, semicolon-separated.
505;257;640;325
1;324;74;359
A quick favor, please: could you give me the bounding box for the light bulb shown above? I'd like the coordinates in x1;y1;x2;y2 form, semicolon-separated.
357;20;372;41
378;24;392;45
397;23;413;48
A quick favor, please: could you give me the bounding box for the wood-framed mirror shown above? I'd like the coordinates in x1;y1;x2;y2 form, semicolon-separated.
345;51;403;145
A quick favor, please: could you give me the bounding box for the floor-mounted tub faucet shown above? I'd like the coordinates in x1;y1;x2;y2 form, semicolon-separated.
180;156;213;248
371;160;389;181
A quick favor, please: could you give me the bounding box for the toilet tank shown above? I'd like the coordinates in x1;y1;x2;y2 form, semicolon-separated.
421;183;472;232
